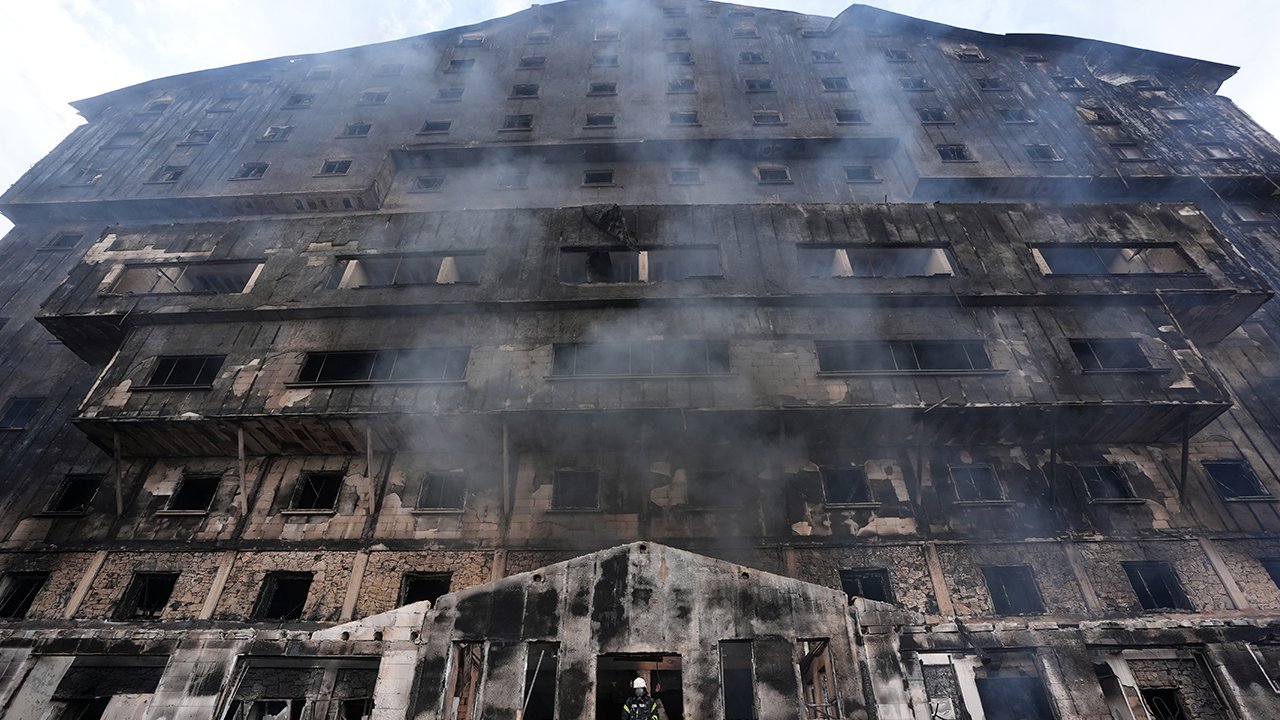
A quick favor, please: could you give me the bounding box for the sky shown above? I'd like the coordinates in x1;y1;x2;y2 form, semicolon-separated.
0;0;1276;237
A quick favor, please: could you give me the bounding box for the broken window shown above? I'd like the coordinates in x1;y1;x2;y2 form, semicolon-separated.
745;78;774;92
223;658;377;720
811;50;839;63
798;640;840;719
115;571;179;620
666;51;693;64
56;698;110;720
104;131;142;148
319;159;352;176
43;232;82;250
559;247;718;283
816;340;990;373
289;471;343;511
261;125;293;141
834;108;865;124
284;93;316;108
753;110;784;125
341;122;372;137
1113;143;1150;161
0;396;43;429
1123;561;1193;611
975;677;1055;720
552;341;730;376
663;28;689;39
519;55;547;68
434;87;464;102
1000;107;1034;123
592;54;620;67
111;261;260;294
400;572;452;605
511;83;539;98
445;642;486;720
297;348;470;384
982;565;1045;615
820;465;873;505
917;107;949;123
884;48;913;62
668;78;696;93
757;165;791;183
65;167;104;186
1139;688;1188;720
526;30;553;44
414;175;445;192
899;77;930;90
1053;75;1086;90
821;77;851;91
670;167;702;185
839;568;893;604
739;51;766;64
1229;203;1272;222
936;144;972;161
417;473;465;510
145;355;224;388
498;172;529;189
1078;464;1135;500
1203;460;1270;499
446;58;475;73
420;119;452;134
582;169;615;185
233;162;269;179
502;114;534;131
166;473;221;512
720;641;757;720
950;465;1005;502
523;643;559;720
670;110;699;125
0;572;48;618
731;26;759;38
975;77;1007;91
586;113;616;127
1199;143;1238;160
1070;339;1150;371
588;82;617;95
336;254;484;287
1033;244;1191;274
44;474;101;514
149;165;186;183
844;165;877;182
551;470;598;510
1025;143;1061;161
251;571;313;620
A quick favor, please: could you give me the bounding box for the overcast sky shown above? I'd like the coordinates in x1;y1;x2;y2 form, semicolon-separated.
1;0;1276;237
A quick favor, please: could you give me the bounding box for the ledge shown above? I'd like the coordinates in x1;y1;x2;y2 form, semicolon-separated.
817;370;1008;377
279;509;337;516
284;379;466;388
546;373;735;381
154;510;210;517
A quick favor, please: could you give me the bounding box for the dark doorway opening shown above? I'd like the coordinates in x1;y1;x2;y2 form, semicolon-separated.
596;653;682;720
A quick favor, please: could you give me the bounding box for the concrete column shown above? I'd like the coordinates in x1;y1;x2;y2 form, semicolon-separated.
62;550;108;620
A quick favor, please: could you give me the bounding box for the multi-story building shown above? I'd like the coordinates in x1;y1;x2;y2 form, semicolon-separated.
1;0;1279;717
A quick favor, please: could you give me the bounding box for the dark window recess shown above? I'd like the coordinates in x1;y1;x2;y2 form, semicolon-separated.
821;77;851;91
297;348;470;384
447;58;475;73
166;474;220;512
668;78;696;93
341;122;372;137
289;472;343;511
745;78;774;92
899;77;930;90
917;107;949;122
552;341;729;376
0;572;47;618
753;110;783;125
884;48;913;62
145;355;223;388
420;119;452;133
821;466;872;504
1261;558;1280;590
720;641;757;720
150;165;186;183
112;262;260;294
458;34;484;47
588;82;617;95
58;699;111;720
975;677;1056;720
583;170;615;185
45;474;101;514
1140;688;1188;720
105;131;142;147
434;87;464;102
502;114;534;130
284;93;316;108
811;50;839;62
936;144;972;161
261;125;293;141
839;568;893;603
666;51;693;64
307;67;333;79
341;698;373;720
560;247;719;283
585;113;616;127
511;83;539;97
417;474;465;510
1071;339;1150;371
1114;143;1152;161
552;470;599;509
982;566;1045;615
1025;144;1060;161
663;28;689;39
0;396;42;429
1203;460;1270;499
951;466;1004;502
1078;104;1120;124
816;340;989;373
844;165;877;182
233;162;269;179
732;26;759;38
401;572;452;605
670;167;701;184
44;232;82;250
1053;75;1086;90
757;165;791;182
209;95;245;112
670;111;699;125
1079;465;1134;500
415;175;446;191
319;159;352;175
834;108;865;124
519;56;547;68
526;30;553;44
1123;561;1193;611
592;54;619;67
498;172;529;189
739;51;766;64
975;77;1007;90
1000;107;1033;123
252;571;313;621
115;572;179;620
524;642;559;720
686;470;736;508
1035;245;1190;274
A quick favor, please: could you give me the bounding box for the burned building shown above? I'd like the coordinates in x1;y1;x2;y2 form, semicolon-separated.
2;0;1280;717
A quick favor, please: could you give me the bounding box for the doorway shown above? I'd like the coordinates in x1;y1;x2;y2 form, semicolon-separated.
596;653;683;720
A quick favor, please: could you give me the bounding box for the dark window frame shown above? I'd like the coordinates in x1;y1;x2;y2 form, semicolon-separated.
1123;561;1193;612
0;396;45;429
950;465;1007;503
251;571;313;621
400;571;453;605
551;470;600;510
0;572;48;619
114;571;180;620
1069;338;1154;373
43;474;101;515
416;473;466;511
143;355;224;389
287;471;343;512
981;565;1045;615
839;568;894;604
164;473;221;513
1077;464;1138;502
815;339;991;374
819;465;874;506
1203;460;1272;500
551;340;730;377
294;348;471;385
232;162;269;180
317;159;353;176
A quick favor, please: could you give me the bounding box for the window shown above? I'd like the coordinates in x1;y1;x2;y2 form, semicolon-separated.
1022;53;1047;62
670;167;701;185
145;355;224;388
252;571;312;620
951;465;1005;502
232;162;269;179
511;83;539;98
307;66;334;80
811;50;839;63
374;63;404;76
731;26;759;38
1053;75;1086;90
0;397;42;429
1139;688;1187;720
1162;107;1196;123
752;110;784;125
663;28;689;39
975;77;1007;91
1113;143;1150;160
414;174;446;192
1203;460;1271;499
179;129;216;145
283;93;316;108
1261;558;1280;589
341;122;372;137
588;81;617;95
420;119;452;134
65;167;104;186
498;171;529;189
502;114;534;130
110;262;261;294
839;568;893;603
0;573;47;619
720;641;757;720
115;572;179;620
417;474;465;510
585;113;616;127
686;470;737;508
821;465;872;505
141;97;172;113
745;78;774;92
434;87;464;102
799;28;828;38
1025;144;1061;161
260;125;293;141
669;110;699;126
458;34;484;47
1033;244;1191;274
955;48;987;62
592;54;620;67
917;107;949;123
552;470;599;509
551;341;730;377
800;246;954;278
446;58;475;73
400;572;452;605
166;474;220;512
519;56;546;69
44;232;82;250
1078;465;1135;501
208;95;244;112
1070;339;1150;371
975;677;1055;720
297;348;470;384
817;339;988;373
821;77;851;91
666;51;693;64
595;28;620;42
982;566;1044;615
318;159;352;176
842;165;878;183
936;144;972;161
1229;203;1272;223
834;108;865;124
45;474;101;514
583;169;615;185
1077;104;1119;124
900;77;930;90
662;6;688;16
668;78;696;93
1001;108;1034;123
884;48;913;62
1123;561;1193;611
289;471;342;511
526;30;552;44
104;131;142;148
523;642;560;720
1129;77;1165;90
739;51;766;64
149;165;186;183
757;165;791;183
560;247;719;282
1200;143;1238;160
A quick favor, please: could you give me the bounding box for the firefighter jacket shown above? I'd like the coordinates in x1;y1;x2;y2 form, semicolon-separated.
621;695;660;720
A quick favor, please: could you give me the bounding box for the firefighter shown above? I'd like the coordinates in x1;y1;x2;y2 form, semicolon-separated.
621;677;660;720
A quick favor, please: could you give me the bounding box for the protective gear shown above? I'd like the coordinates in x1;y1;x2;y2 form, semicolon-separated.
632;678;646;690
621;693;660;720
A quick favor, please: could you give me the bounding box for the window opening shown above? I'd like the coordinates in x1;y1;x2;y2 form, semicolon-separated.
1140;688;1188;720
522;643;559;720
1053;75;1086;90
820;465;872;505
111;262;260;294
447;59;475;73
511;83;539;98
666;51;693;64
1001;108;1033;123
975;677;1055;720
420;119;452;133
670;111;699;125
1203;460;1270;499
498;171;529;189
45;474;101;514
502;114;534;130
800;246;953;279
816;340;989;373
284;93;316;108
588;82;617;95
234;162;269;179
261;125;293;141
251;571;313;620
319;159;352;175
0;572;47;618
552;341;729;376
884;49;913;62
739;51;766;64
400;572;452;605
950;465;1004;502
899;77;930;90
592;54;620;67
844;165;877;182
917;107;949;123
757;165;791;183
150;165;186;183
936;144;971;161
341;122;372;137
1123;561;1193;611
668;78;696;93
1079;465;1134;500
1070;339;1150;371
798;640;840;719
115;572;179;620
552;470;599;509
167;473;220;512
418;474;465;510
519;56;547;69
145;355;224;388
670;167;701;185
753;110;783;125
44;232;82;250
1033;244;1190;274
721;641;757;720
289;471;342;511
821;77;851;91
811;50;839;63
834;109;865;124
584;170;615;185
586;113;616;127
975;77;1007;90
0;396;43;429
746;78;774;92
1025;144;1061;161
982;565;1044;615
839;568;893;604
445;642;486;720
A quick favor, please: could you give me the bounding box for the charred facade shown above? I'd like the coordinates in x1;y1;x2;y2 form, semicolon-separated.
2;1;1280;718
